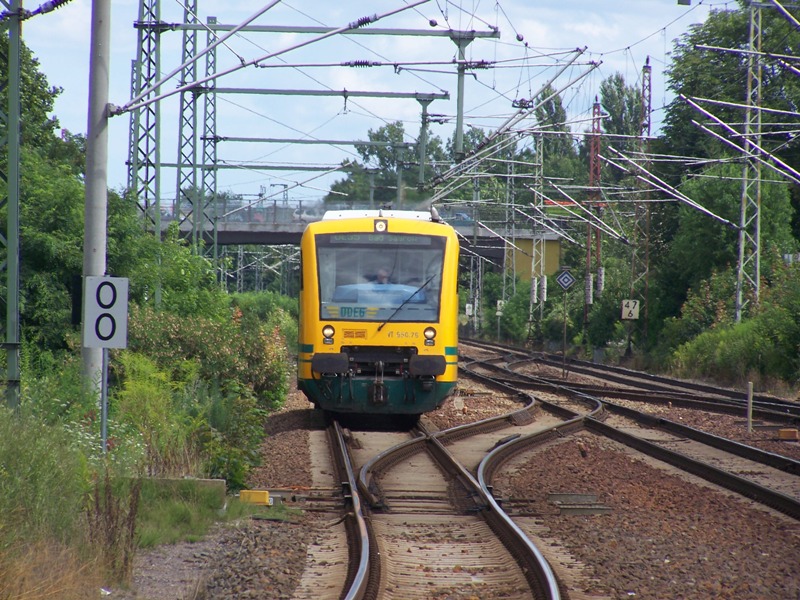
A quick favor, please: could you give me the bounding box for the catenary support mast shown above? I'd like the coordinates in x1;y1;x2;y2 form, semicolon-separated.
0;0;21;407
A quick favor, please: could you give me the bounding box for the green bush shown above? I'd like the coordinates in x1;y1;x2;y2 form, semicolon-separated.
127;305;290;411
114;352;201;478
112;351;269;487
671;305;800;386
232;291;299;353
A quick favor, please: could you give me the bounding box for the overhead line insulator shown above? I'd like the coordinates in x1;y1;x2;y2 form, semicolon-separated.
343;60;381;68
349;14;378;29
23;0;73;19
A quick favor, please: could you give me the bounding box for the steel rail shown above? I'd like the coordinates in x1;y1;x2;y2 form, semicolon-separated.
463;338;800;416
423;429;563;600
462;360;800;522
602;399;800;476
585;417;800;521
355;388;564;599
329;421;371;600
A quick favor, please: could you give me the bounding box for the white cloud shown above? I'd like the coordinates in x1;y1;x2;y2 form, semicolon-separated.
20;0;712;191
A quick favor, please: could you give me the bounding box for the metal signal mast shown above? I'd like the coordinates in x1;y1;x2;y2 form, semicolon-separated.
584;97;603;325
0;0;21;407
631;56;652;342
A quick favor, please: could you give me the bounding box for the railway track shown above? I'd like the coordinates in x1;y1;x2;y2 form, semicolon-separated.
230;341;800;599
463;337;800;420
340;404;564;599
459;340;800;597
281;380;571;599
461;341;800;519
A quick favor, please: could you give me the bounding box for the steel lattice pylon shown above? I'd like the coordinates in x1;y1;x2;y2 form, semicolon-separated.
584;97;602;324
502;134;516;310
202;17;219;266
176;0;199;249
527;133;545;343
630;56;652;343
130;1;221;267
736;3;763;322
129;0;162;230
176;8;219;262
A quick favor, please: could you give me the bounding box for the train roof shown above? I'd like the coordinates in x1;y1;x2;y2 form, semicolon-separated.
322;209;438;222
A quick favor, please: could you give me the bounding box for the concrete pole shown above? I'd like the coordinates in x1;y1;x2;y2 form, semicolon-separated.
82;0;111;395
417;98;432;187
453;36;470;162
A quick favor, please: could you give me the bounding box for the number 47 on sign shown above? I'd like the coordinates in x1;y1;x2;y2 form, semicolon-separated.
621;299;640;320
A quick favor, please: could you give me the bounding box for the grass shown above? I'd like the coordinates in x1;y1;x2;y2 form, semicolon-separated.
0;541;103;600
136;478;295;548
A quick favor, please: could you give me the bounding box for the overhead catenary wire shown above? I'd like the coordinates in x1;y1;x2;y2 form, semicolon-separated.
430;54;598;191
518;202;580;246
123;0;282;111
603;147;738;229
545;181;628;243
113;1;431;116
682;95;800;186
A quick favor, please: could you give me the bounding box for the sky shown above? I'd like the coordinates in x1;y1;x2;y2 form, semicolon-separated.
20;0;727;207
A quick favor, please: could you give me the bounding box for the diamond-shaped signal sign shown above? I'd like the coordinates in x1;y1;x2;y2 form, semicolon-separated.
556;270;576;290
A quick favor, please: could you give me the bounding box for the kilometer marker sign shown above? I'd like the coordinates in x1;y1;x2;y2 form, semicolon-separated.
621;299;640;320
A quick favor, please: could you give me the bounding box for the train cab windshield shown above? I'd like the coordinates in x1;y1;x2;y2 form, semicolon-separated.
316;232;446;323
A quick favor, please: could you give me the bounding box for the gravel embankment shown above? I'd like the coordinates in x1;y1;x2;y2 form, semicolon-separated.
609;397;800;461
494;433;800;599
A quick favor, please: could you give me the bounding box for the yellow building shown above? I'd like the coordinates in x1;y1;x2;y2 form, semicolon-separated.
509;236;562;281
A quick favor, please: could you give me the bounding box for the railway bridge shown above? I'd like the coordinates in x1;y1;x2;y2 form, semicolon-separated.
163;202;564;276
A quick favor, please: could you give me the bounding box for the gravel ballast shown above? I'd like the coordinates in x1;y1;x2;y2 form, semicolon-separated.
113;383;800;599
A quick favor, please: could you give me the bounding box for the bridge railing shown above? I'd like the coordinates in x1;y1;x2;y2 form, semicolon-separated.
147;199;572;241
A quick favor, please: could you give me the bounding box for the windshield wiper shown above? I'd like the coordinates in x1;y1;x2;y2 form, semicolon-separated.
377;273;437;332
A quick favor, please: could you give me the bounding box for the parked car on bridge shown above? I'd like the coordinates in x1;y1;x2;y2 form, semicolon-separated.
293;207;323;222
444;212;474;225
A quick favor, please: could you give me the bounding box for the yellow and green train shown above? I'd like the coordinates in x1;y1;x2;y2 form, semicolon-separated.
297;209;460;416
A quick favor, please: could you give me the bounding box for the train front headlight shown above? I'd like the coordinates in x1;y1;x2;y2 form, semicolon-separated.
322;325;335;345
423;327;436;346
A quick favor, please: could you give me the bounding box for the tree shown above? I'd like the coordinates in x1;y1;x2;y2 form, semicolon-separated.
532;84;580;184
649;161;795;340
661;3;800;181
642;3;800;345
600;73;642;142
326;120;453;207
0;37;95;349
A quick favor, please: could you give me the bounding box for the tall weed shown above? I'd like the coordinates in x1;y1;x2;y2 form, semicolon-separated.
20;348;97;425
0;408;89;548
136;478;226;547
85;469;141;586
199;384;265;490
